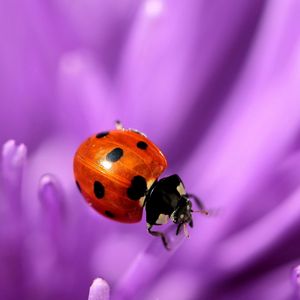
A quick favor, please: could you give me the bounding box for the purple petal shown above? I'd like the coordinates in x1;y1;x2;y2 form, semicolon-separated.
293;266;300;299
38;173;65;239
56;50;116;138
1;140;27;215
214;188;300;273
2;140;27;181
113;224;185;300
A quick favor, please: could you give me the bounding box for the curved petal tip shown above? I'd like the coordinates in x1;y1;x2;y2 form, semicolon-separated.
293;265;300;286
88;278;110;300
2;140;27;169
1;140;27;186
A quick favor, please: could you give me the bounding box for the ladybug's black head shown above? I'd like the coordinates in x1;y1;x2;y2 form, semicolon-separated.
170;197;193;225
145;174;208;248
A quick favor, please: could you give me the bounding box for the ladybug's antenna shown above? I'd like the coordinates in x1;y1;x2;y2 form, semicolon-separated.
115;120;123;130
187;193;209;216
191;209;209;216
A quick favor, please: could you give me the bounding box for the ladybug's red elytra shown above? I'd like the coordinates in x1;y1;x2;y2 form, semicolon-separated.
73;122;208;250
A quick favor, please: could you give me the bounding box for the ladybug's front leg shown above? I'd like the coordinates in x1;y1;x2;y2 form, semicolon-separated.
147;226;170;251
176;223;183;235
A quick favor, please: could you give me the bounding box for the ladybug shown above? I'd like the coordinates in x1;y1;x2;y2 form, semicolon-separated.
73;121;208;250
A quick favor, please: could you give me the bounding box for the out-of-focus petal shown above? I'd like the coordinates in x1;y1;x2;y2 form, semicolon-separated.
144;271;200;300
292;266;300;299
56;50;116;139
0;0;140;150
117;0;265;156
1;140;27;215
215;187;300;272
38;174;66;240
0;1;70;149
113;224;185;300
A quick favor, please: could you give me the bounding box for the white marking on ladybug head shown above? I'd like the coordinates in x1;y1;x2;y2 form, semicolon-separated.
176;182;186;196
156;214;169;225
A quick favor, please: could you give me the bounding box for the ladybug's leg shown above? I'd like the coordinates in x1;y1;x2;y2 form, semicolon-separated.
176;223;183;235
148;226;170;250
187;194;209;216
189;219;193;228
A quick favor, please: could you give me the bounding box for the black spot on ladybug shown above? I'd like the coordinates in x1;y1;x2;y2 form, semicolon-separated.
127;175;147;200
106;148;123;162
137;141;148;150
96;131;109;138
105;210;115;218
75;181;81;193
94;181;105;199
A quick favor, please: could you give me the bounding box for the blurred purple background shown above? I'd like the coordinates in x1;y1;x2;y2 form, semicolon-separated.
1;0;300;299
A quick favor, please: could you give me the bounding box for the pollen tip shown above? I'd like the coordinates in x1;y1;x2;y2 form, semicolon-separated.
38;173;64;206
88;278;110;300
293;265;300;286
12;143;27;167
2;140;16;158
1;140;27;182
39;174;57;191
38;173;66;222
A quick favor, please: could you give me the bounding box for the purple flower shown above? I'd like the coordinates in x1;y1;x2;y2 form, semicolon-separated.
1;0;300;299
